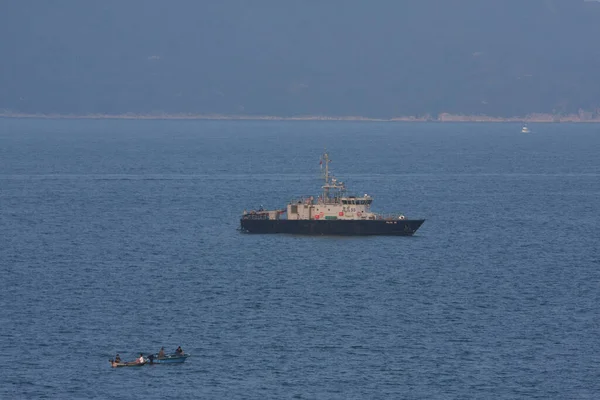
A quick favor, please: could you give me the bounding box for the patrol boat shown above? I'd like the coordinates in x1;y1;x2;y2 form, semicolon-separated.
240;152;425;236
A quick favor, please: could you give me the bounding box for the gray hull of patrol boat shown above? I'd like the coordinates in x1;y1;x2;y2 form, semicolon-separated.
240;218;425;236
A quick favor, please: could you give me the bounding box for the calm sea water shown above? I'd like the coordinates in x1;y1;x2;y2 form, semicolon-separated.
0;119;599;399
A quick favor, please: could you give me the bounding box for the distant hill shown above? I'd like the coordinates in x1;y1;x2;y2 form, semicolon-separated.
1;0;600;118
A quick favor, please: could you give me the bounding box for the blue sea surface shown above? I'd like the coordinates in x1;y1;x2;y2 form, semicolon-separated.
0;119;599;399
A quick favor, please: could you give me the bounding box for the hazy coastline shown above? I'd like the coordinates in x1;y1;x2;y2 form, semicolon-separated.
2;111;600;123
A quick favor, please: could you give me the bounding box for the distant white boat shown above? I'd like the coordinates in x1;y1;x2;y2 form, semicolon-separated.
521;125;531;133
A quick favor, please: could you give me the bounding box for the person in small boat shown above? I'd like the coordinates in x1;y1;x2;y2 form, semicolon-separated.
158;347;165;359
175;346;183;355
114;354;121;363
137;353;145;364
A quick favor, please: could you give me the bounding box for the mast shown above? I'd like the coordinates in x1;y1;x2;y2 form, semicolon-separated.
322;151;330;201
320;151;344;204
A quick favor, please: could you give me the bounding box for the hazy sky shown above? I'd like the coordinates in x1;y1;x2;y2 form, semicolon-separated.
2;0;599;117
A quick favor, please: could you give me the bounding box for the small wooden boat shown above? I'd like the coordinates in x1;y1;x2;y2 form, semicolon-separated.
109;359;147;368
147;353;190;364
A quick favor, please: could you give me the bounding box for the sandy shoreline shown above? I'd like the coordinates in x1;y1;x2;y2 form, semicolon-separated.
2;112;600;123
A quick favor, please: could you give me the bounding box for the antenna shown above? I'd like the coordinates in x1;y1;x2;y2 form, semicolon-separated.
322;150;330;186
321;150;328;201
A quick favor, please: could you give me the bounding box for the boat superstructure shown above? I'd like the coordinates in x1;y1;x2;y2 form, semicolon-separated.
284;152;402;222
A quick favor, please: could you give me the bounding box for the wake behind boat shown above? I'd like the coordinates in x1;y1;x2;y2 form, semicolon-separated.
240;152;425;236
